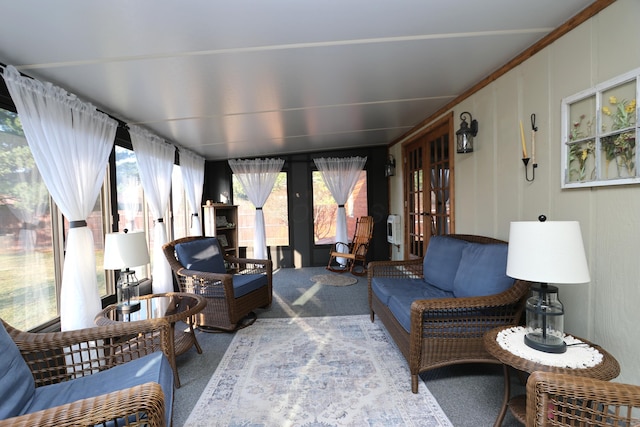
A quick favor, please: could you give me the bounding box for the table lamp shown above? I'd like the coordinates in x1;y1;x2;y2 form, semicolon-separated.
103;229;150;314
506;215;590;353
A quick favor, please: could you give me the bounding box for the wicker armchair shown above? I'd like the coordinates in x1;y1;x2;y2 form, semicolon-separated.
526;371;640;426
163;236;272;331
368;234;531;393
0;318;173;427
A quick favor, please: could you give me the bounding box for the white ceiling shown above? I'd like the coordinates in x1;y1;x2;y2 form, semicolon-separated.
0;0;596;161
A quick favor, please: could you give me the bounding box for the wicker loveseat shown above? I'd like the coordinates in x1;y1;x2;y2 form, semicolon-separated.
368;234;531;393
0;318;174;427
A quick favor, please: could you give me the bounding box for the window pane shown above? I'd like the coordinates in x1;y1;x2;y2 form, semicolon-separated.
114;145;148;279
312;170;368;245
171;165;189;239
233;172;289;248
0;108;57;329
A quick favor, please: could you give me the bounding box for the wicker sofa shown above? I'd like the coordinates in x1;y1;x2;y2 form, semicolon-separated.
0;318;174;427
368;234;531;393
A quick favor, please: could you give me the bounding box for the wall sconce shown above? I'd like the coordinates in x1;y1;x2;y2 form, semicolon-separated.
385;154;396;177
456;111;478;153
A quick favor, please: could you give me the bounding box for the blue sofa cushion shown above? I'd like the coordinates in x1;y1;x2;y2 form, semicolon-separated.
422;236;468;292
175;237;226;273
0;322;35;419
24;351;174;427
386;284;454;333
453;243;513;298
233;274;268;298
370;277;430;306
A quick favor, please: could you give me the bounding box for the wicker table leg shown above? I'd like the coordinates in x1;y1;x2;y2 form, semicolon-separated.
494;364;511;427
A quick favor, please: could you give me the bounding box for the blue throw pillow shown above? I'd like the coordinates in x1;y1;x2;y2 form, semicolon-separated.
453;243;514;297
0;321;35;419
422;236;468;292
175;238;226;273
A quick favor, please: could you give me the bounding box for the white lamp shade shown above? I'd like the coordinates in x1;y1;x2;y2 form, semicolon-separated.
507;221;590;284
103;232;150;270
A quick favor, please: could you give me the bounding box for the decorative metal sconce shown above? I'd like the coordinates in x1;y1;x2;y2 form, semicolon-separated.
456;112;478;153
385;154;396;177
521;114;538;182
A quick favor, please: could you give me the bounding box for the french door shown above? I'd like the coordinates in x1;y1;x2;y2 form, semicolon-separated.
403;114;454;259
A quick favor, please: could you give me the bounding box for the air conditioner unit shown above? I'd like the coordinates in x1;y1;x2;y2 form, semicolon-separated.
387;215;401;245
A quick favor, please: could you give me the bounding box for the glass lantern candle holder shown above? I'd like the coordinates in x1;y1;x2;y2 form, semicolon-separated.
116;269;141;314
524;283;565;353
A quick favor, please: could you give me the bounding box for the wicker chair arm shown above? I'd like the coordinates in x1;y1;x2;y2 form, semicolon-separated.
5;318;172;385
411;280;530;312
0;382;166;427
224;255;272;270
526;371;640;427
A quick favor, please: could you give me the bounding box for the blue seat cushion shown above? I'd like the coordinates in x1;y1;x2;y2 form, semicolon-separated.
24;351;174;427
233;274;268;298
384;283;454;333
0;321;35;419
453;243;514;298
175;238;226;273
371;277;430;306
422;236;468;292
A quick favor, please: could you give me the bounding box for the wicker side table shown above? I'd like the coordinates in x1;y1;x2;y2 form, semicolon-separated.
96;292;206;388
484;326;620;426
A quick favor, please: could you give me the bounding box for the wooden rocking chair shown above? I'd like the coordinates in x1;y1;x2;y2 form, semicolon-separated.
326;216;374;276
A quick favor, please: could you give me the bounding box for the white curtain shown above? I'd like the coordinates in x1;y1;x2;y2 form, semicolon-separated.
128;125;175;294
180;149;205;236
3;65;117;331
314;156;367;263
228;158;284;260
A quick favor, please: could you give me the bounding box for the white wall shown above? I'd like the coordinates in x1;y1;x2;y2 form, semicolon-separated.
390;0;640;386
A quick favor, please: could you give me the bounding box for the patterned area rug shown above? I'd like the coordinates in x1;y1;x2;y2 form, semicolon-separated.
185;315;452;426
310;273;358;287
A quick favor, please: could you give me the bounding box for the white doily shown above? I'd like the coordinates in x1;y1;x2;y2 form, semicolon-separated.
496;326;603;368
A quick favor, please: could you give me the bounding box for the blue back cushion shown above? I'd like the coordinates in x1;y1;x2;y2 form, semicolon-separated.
175;238;226;273
453;243;514;297
0;321;35;419
422;236;468;292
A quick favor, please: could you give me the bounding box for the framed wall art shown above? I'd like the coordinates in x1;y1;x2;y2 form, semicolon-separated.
561;67;639;188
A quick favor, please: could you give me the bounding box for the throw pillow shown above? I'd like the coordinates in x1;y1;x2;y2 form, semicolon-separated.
453;243;514;297
422;236;468;292
175;238;226;273
0;321;35;419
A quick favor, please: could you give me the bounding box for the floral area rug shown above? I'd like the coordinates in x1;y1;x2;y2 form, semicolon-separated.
185;315;452;427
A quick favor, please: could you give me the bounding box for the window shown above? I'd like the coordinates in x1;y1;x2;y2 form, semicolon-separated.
232;172;289;248
171;165;190;240
0;107;58;330
114;145;150;280
312;170;368;245
562;67;639;188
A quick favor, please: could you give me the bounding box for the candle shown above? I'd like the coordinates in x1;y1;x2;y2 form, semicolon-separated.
531;129;536;165
520;121;527;158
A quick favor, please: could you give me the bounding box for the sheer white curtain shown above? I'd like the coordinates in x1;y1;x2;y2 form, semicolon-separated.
180;149;205;236
128;125;175;294
314;156;367;263
228;158;284;260
3;65;117;331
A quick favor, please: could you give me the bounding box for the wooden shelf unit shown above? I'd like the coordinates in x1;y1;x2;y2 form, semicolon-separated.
203;204;239;258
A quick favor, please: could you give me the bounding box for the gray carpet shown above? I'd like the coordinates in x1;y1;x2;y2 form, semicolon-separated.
172;267;525;426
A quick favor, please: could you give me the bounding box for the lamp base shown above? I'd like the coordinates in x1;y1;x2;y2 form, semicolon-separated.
524;332;567;353
115;301;140;314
